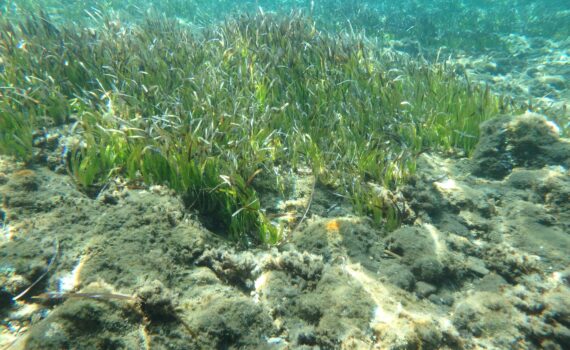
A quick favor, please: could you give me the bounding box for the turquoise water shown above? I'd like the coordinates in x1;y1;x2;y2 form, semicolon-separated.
3;0;570;48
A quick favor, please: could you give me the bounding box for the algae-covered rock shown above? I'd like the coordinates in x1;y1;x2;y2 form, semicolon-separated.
384;226;453;284
23;285;143;350
189;294;274;349
472;112;570;179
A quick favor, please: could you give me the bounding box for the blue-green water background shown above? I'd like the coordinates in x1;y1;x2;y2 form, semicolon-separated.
2;0;569;55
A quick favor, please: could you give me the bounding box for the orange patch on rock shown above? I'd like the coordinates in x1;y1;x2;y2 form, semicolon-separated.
325;219;340;232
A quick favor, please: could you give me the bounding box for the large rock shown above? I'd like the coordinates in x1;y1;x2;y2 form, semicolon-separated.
472;112;570;179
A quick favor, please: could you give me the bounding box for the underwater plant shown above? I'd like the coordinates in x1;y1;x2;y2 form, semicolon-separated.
0;10;517;245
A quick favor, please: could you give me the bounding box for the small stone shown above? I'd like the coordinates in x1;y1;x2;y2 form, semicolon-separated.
0;172;8;185
9;169;40;192
466;256;490;276
415;281;437;298
539;75;566;91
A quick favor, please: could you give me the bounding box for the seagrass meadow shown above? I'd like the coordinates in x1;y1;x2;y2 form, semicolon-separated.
0;8;519;244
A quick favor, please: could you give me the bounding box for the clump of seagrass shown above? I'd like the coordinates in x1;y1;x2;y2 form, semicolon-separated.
1;11;516;245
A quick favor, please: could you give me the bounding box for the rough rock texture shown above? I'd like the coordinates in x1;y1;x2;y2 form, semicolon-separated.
1;111;569;349
472;111;570;179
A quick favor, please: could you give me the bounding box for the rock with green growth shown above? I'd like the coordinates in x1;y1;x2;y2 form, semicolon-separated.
472;111;570;179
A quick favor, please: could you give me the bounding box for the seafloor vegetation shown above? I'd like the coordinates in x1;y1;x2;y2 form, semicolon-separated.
0;10;515;244
0;0;566;245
